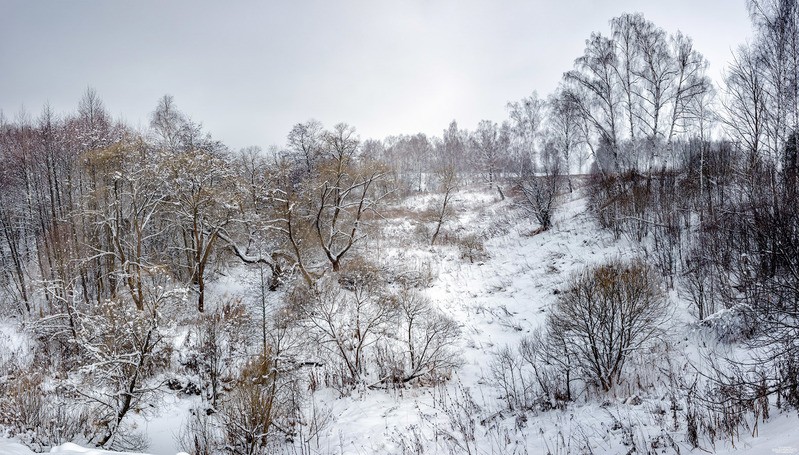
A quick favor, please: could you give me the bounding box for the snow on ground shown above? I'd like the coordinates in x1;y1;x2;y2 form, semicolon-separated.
713;413;799;454
126;394;197;455
47;443;162;455
0;439;39;455
0;439;183;455
298;185;799;454
288;187;637;453
3;184;799;454
430;190;631;381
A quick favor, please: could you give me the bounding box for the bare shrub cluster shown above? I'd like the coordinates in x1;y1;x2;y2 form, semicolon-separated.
490;260;670;413
288;260;461;392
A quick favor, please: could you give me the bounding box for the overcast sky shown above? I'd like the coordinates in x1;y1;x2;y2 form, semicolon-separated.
1;0;751;150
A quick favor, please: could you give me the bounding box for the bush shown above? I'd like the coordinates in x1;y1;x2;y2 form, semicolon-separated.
0;374;94;451
180;299;253;408
457;234;489;263
547;260;669;392
488;328;572;413
220;351;299;454
391;289;460;385
296;275;398;388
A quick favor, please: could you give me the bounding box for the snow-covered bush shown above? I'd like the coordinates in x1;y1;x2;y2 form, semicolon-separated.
488;345;531;412
488;328;573;413
291;274;398;389
0;373;94;451
548;260;669;393
456;234;489;263
73;299;172;449
517;155;563;232
178;348;304;455
389;289;460;385
694;303;757;343
518;328;574;406
219;351;302;454
288;259;461;391
178;299;253;408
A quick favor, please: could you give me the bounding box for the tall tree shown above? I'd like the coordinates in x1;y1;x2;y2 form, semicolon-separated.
748;0;799;162
723;45;768;161
565;33;623;173
150;94;186;153
287;119;324;176
547;90;583;191
165;148;239;312
473;119;504;185
566;15;712;174
507;93;545;177
313;123;386;272
667;32;712;147
439;120;467;173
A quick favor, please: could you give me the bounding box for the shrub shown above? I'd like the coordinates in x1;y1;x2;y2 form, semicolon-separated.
547;260;669;392
457;234;489;263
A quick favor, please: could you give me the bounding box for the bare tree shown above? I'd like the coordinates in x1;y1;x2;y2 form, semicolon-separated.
150;95;186;153
395;289;460;383
430;166;458;246
566;15;712;174
439;120;468;173
83;137;170;311
565;33;623;173
611;13;643;143
287;119;324;176
723;45;768;161
299;275;397;386
507;93;545;177
0;129;31;314
667;32;712;148
65;286;178;449
748;0;799;160
164;148;239;312
547;89;583;191
310;123;388;273
472;120;505;186
518;142;562;231
382;133;434;192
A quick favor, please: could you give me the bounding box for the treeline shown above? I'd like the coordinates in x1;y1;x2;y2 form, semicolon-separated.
0;10;722;318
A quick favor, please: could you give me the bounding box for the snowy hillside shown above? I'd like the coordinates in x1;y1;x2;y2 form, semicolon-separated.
3;183;797;454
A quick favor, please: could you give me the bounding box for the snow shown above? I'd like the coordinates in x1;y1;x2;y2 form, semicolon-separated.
0;440;37;455
49;443;152;455
291;185;799;454
127;394;196;455
713;413;799;454
0;440;177;455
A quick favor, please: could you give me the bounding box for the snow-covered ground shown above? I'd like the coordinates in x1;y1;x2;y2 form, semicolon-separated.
0;440;188;455
2;184;798;454
271;186;799;454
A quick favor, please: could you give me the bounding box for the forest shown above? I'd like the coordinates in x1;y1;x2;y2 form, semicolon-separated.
1;1;799;454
